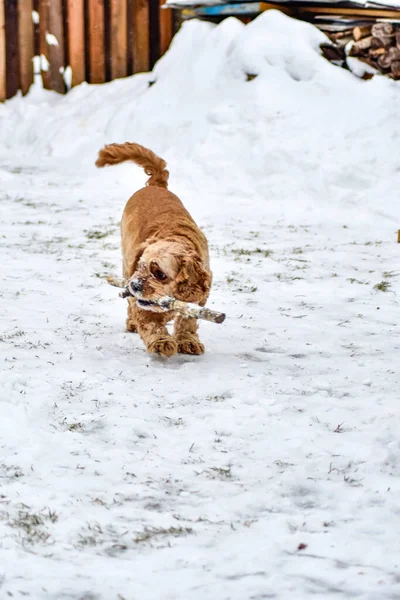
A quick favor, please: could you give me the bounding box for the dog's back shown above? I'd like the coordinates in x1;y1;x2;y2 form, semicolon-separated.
96;142;209;272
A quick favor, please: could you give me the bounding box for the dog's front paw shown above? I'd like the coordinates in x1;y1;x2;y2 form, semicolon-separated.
177;337;205;355
148;336;178;358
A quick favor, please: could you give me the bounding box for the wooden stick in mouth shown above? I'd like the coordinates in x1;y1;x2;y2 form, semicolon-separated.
105;275;226;324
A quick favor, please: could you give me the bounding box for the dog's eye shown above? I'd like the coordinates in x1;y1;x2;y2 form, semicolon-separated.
153;269;167;281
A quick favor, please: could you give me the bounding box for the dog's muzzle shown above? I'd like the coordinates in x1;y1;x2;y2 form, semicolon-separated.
119;278;143;299
128;279;143;294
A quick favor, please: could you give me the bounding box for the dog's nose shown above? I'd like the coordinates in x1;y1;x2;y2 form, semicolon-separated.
129;279;143;294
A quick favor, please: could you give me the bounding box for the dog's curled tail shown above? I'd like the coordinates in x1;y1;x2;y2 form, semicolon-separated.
95;142;169;188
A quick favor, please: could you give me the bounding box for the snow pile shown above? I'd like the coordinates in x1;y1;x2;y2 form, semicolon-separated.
0;10;400;600
0;10;398;223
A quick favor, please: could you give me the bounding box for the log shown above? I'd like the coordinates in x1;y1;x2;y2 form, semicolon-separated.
320;43;345;62
332;35;353;48
330;29;353;41
388;46;400;61
391;59;400;79
353;25;372;42
371;22;393;38
371;35;393;49
351;36;372;54
377;51;392;70
0;0;6;101
18;0;34;95
369;47;386;57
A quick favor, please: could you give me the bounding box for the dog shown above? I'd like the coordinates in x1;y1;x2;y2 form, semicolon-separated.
96;142;212;357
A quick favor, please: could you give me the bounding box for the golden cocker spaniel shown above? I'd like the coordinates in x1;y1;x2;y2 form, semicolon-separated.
96;142;212;357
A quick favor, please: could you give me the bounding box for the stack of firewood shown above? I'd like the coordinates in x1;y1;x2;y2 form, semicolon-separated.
350;23;400;78
320;22;400;79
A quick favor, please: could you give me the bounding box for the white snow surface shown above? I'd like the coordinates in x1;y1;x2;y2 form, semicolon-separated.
0;11;400;600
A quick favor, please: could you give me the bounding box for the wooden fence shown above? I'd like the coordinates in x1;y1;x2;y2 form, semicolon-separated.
0;0;175;101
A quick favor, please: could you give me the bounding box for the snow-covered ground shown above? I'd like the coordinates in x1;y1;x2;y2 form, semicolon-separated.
0;11;399;600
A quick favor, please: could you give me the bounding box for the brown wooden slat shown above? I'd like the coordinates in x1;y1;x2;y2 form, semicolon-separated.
39;0;49;87
104;0;110;81
127;0;134;75
87;0;105;83
33;0;39;56
18;0;34;95
67;0;85;86
110;0;127;80
5;0;19;98
159;1;173;57
292;4;400;18
133;0;149;73
39;0;65;93
0;0;5;101
48;0;65;92
62;0;69;70
149;0;160;69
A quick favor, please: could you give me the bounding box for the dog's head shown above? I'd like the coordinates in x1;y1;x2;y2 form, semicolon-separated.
130;240;211;310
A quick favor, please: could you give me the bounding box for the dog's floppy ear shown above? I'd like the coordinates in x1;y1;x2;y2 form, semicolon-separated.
174;251;212;305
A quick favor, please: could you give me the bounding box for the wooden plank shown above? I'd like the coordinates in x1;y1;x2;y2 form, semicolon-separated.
38;0;50;88
127;0;134;74
180;2;292;18
110;0;127;80
296;5;400;18
159;1;173;56
18;0;34;95
5;0;19;98
39;0;65;93
87;0;105;83
149;0;160;68
48;0;65;92
133;0;149;72
67;0;85;86
181;3;272;18
33;0;40;56
0;0;5;101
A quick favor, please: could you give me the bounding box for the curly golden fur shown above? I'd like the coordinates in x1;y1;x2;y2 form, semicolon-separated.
96;142;212;357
